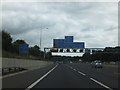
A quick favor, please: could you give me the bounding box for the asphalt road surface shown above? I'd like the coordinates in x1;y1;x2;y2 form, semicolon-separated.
2;63;119;89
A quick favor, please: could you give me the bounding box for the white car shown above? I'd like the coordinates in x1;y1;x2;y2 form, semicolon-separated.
91;60;103;68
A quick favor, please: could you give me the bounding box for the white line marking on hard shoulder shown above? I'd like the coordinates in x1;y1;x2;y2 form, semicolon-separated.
90;78;113;90
25;64;58;90
0;70;28;79
78;71;86;76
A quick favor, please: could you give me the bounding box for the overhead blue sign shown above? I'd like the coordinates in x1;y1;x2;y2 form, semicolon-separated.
53;36;85;48
19;43;29;54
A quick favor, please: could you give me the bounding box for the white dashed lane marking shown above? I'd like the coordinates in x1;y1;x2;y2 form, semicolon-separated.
90;78;113;90
67;65;113;90
73;69;77;71
78;71;86;76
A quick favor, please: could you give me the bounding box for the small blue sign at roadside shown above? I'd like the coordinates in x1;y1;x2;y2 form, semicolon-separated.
19;43;29;54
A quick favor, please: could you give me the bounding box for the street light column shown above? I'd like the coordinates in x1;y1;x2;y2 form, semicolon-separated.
40;28;42;51
39;27;48;60
39;28;43;60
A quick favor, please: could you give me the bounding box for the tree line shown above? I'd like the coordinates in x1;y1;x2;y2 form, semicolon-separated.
1;30;120;62
82;47;120;62
1;30;51;59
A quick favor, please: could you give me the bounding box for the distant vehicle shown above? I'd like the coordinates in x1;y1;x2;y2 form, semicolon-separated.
79;59;82;62
91;60;103;68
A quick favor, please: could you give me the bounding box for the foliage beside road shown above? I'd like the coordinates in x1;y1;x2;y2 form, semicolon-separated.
1;30;120;62
1;30;51;60
82;47;120;62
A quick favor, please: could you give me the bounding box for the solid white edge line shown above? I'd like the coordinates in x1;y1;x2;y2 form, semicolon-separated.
90;78;113;90
25;64;58;90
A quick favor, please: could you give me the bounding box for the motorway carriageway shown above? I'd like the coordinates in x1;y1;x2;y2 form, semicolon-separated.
2;63;119;89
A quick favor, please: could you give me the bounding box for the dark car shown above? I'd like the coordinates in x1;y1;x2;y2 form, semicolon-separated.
91;60;103;68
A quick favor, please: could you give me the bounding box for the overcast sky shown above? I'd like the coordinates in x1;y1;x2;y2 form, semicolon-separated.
1;1;118;50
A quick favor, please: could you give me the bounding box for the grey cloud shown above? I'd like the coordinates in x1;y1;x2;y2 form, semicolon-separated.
82;35;94;39
104;26;118;31
1;2;118;49
80;25;94;32
48;2;93;14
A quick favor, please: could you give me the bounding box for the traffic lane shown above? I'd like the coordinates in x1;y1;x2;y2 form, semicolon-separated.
68;63;118;88
68;63;118;78
70;63;118;78
68;63;118;89
102;64;119;78
32;64;105;88
2;64;56;89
